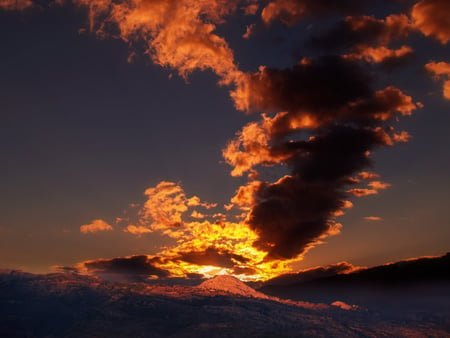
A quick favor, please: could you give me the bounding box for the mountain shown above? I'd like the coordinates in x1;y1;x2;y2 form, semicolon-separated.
197;275;269;299
1;271;449;337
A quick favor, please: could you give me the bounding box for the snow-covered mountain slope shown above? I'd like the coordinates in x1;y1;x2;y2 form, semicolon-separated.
0;271;449;337
197;275;269;299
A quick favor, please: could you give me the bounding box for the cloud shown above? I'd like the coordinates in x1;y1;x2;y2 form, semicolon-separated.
363;216;382;221
248;126;395;260
261;0;366;25
243;3;259;16
309;14;412;49
140;181;193;230
308;14;413;67
368;181;391;190
177;247;250;269
344;45;414;69
3;0;427;279
331;301;359;310
264;261;360;286
79;255;170;282
0;0;33;10
123;225;152;236
80;219;113;234
231;57;416;123
225;52;417;262
72;0;242;85
426;61;450;99
358;172;380;180
412;0;450;44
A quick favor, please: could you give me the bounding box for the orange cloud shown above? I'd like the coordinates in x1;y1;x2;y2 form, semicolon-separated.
124;225;152;236
363;216;382;221
222;115;290;176
80;219;113;234
140;181;193;230
347;14;412;44
72;0;242;85
37;0;421;279
190;210;206;219
426;61;450;99
368;181;391;190
358;172;380;180
348;181;390;197
0;0;33;10
412;0;450;44
331;301;359;311
82;181;297;281
347;188;378;197
345;45;413;66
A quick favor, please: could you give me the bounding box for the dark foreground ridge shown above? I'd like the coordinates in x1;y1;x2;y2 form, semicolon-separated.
0;269;449;337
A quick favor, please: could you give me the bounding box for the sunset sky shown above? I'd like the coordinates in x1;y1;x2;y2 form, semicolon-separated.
1;0;449;281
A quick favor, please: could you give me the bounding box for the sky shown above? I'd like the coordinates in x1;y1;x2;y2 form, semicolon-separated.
0;0;449;281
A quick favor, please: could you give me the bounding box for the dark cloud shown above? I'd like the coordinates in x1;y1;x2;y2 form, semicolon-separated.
261;0;367;25
306;14;414;68
177;247;250;268
308;14;411;52
264;262;359;286
232;267;259;276
230;51;418;261
82;255;170;282
249;126;392;260
54;266;80;273
235;56;415;132
239;56;372;116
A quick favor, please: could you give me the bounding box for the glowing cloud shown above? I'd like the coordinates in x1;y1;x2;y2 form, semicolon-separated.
426;61;450;99
80;219;113;234
7;0;439;280
364;216;383;221
412;0;450;44
124;225;152;236
72;0;243;85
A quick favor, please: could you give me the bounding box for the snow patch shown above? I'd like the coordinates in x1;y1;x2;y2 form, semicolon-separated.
198;275;269;299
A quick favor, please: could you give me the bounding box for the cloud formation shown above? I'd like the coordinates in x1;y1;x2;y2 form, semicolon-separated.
72;0;242;85
363;216;383;221
426;61;450;99
0;0;32;10
261;0;366;25
308;14;414;67
264;261;360;286
226;55;416;260
411;0;450;44
124;225;152;236
7;0;447;280
79;255;169;282
80;219;113;234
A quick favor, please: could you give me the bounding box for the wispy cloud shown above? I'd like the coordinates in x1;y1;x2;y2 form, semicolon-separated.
80;219;113;234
